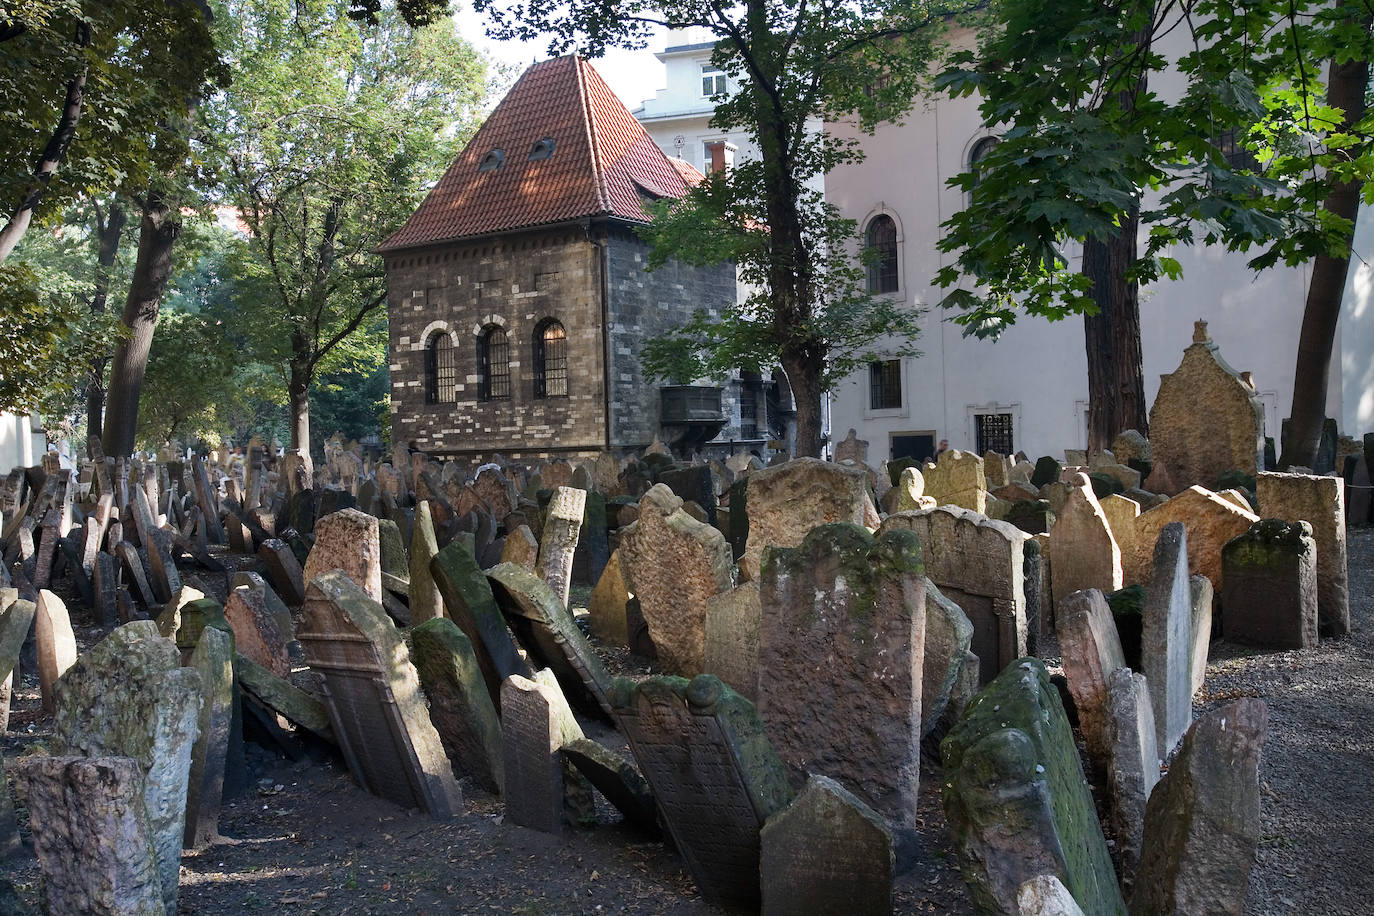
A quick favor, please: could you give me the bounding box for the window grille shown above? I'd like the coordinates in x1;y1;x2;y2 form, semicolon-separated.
866;215;898;294
533;320;568;398
976;412;1015;455
478;326;510;401
869;359;902;410
424;333;455;404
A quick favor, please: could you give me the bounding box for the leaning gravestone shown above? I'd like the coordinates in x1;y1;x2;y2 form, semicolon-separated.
612;674;793;911
258;538;307;606
409;501;444;624
1256;471;1349;637
34;590;76;715
1125;486;1258;594
941;658;1126;916
1049;474;1124;601
184;626;234;850
411;617;504;794
703;580;763;702
759;524;925;830
1131;698;1267;916
760;774;894;916
1104;666;1158;881
304;508;382;602
742;458;879;582
1054;587;1126;769
922;580;974;736
924;449;987;514
50;621;202;913
1142;522;1193;755
297;571;462;817
430;539;530;709
587;550;630;646
534;486;585;607
562;737;660;836
224;585;291;679
1221;518;1318;649
500;670;583;835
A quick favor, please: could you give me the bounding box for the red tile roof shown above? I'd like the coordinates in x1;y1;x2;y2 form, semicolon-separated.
668;157;706;187
379;56;694;253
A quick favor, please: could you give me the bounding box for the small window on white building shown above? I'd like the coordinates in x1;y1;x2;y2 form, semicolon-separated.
701;65;727;97
975;412;1014;455
869;359;902;410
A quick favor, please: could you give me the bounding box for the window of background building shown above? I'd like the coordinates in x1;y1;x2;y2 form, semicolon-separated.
869;359;902;410
865;214;898;294
701;65;727;97
477;325;510;401
975;412;1014;455
533;319;568;398
423;332;456;404
739;370;762;438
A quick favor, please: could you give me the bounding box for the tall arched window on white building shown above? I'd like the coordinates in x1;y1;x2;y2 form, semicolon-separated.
865;214;898;294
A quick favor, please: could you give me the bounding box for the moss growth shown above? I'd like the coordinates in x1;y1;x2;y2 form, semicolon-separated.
1106;585;1145;670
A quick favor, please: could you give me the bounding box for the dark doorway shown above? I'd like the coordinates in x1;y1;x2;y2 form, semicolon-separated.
891;432;935;463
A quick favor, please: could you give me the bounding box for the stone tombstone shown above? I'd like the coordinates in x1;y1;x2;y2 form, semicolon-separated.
92;551;118;626
922;579;974;737
473;467;516;519
376;517;408;584
0;598;36;732
618;484;734;676
258;538;307;606
144;528;182;606
833;428;869;465
0;746;18;858
34;589;76;714
703;580;762;702
1099;493;1141;561
895;465;935;513
12;756;165;915
742;458;879;582
1126;486;1258;594
982;451;1011;489
1104;666;1158;880
1221;518;1318;649
571;490;610;588
760;774;894;916
50;621;202;913
759;524;925;829
185;626;234;850
500;670;583;835
1255;471;1349;637
587;549;631;646
561;737;660;835
1131;698;1267;916
1055;587;1127;768
430;539;530;708
411;618;504;794
501;523;540;570
923;448;987;514
1142;522;1193;754
1349;454;1372;526
230;571;292;642
657;464;718;528
297;571;462;817
1018;875;1087;916
1049;473;1124;602
534;485;585;607
612;674;793;911
879;506;1029;685
941;658;1126;916
224;584;291;679
304;507;382;602
486;563;613;718
1144;321;1265;495
1188;575;1213;697
234;654;334;744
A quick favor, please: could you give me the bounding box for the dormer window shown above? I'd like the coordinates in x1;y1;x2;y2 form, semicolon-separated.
701;65;727;97
528;137;556;160
478;148;505;172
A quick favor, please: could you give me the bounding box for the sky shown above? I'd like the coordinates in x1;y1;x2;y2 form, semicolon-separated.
452;3;667;112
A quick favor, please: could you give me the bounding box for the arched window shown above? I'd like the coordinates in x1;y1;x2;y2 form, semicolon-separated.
477;325;510;401
533;319;568;398
424;331;456;404
865;214;898;294
968;136;998;198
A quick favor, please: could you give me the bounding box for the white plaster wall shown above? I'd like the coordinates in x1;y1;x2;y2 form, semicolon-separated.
1341;208;1374;437
0;412;43;475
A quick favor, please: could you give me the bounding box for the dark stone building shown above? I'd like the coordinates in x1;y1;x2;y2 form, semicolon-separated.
380;56;737;461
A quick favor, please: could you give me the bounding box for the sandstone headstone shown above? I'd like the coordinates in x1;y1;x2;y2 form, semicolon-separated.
534;486;585;607
561;737;659;835
618;484;733;675
258;538;307;606
703;580;762;702
430;538;529;707
1131;698;1267;916
895;465;936;512
229;571;292;642
1105;666;1159;881
1255;471;1349;637
500;523;539;571
234;655;334;743
1055;588;1127;767
760;774;894;916
587;549;630;646
941;658;1126;916
1018;875;1088;916
612;674;792;911
1221;518;1318;649
1142;522;1193;754
759;525;925;830
297;571;462;817
1188;575;1212;697
304;508;382;601
922;579;973;737
833;428;869;465
408;501;444;624
411;617;503;794
924;449;987;513
34;589;76;714
1049;473;1123;603
224;585;290;679
742;458;879;581
1126;486;1258;594
500;670;583;835
184;626;233;849
1100;493;1141;561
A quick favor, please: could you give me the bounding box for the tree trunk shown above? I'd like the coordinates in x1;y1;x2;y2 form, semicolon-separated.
102;189;180;457
85;200;128;449
0;59;87;263
288;346;312;465
1279;17;1369;469
781;348;824;458
1082;205;1148;454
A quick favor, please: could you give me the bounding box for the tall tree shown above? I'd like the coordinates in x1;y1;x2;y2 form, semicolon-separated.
477;0;947;457
206;0;487;463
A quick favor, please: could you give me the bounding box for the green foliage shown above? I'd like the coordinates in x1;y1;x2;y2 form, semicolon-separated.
135;307;238;447
934;0;1374;337
311;358;390;446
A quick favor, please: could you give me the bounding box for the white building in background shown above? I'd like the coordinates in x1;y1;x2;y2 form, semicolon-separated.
0;412;48;474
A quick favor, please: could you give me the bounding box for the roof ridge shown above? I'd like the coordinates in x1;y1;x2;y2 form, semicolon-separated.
575;57;611;216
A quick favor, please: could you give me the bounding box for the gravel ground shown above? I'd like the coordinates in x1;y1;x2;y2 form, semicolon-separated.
2;529;1369;913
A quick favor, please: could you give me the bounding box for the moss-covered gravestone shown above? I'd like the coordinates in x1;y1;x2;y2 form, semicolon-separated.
1221;519;1318;649
941;657;1126;916
411;618;503;794
430;539;529;710
612;674;792;911
185;626;234;850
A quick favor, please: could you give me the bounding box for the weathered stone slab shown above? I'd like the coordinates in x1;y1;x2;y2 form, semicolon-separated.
942;658;1125;916
1131;698;1267;916
297;571;462;817
703;580;762;703
430;539;529;709
895;465;935;512
742;458;879;581
587;549;630;646
1222;518;1318;649
1255;471;1349;637
1142;522;1193;754
562;737;659;836
258;538;307;606
759;524;924;830
225;585;291;679
534;486;584;607
618;484;733;676
304;508;382;602
500;523;539;570
612;674;792;911
924;449;987;514
487;563;612;718
1056;587;1126;768
760;773;894;916
923;579;974;737
408;501;444;624
12;755;164;915
1049;474;1123;603
234;654;334;743
500;670;583;835
1127;486;1258;599
879;506;1028;685
1105;666;1158;881
0;598;34;727
1018;875;1087;916
1189;575;1212;697
229;571;293;642
185;626;233;850
34;589;76;714
411;617;503;794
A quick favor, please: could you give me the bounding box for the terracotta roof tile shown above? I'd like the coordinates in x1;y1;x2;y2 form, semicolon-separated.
668;157;706;187
379;56;692;252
